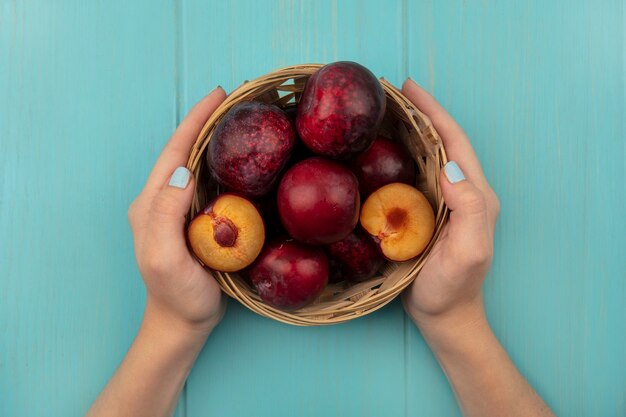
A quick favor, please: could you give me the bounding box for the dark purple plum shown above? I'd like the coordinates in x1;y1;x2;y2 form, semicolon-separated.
350;136;415;196
327;256;346;283
296;61;386;159
327;226;384;282
249;238;329;310
208;101;295;197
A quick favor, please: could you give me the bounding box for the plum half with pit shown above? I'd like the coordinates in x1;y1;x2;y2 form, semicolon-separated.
296;61;386;159
188;194;265;272
208;101;295;197
360;183;435;262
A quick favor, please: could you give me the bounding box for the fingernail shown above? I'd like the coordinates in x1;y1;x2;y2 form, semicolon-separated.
444;161;465;184
169;167;191;189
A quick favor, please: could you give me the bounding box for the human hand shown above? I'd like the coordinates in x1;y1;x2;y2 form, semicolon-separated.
398;81;556;417
127;87;228;336
400;79;500;332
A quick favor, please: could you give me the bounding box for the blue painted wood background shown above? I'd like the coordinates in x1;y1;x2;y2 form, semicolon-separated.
1;1;624;416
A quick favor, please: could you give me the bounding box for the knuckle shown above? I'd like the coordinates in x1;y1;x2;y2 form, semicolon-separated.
460;191;487;215
140;253;170;277
127;200;140;224
137;244;189;279
150;193;178;218
451;239;493;269
464;242;493;268
486;190;501;216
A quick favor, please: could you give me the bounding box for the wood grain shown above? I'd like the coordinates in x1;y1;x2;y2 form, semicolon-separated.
0;1;181;416
406;2;625;416
0;0;624;416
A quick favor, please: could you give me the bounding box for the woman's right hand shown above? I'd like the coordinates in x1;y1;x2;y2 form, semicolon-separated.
87;88;229;417
128;87;228;336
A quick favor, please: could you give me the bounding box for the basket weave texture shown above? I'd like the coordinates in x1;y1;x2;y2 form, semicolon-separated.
187;64;448;326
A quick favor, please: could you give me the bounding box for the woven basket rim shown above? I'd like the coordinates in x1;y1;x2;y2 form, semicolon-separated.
186;63;449;326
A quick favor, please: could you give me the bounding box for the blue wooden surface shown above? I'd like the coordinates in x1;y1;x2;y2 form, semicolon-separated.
1;1;624;416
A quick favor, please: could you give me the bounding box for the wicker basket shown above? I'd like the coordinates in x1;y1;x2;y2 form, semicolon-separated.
186;64;448;326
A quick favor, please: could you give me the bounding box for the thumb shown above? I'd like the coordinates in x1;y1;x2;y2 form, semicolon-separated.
149;166;195;247
440;161;490;250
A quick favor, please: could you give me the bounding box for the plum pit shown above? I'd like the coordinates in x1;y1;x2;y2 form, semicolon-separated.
212;217;238;247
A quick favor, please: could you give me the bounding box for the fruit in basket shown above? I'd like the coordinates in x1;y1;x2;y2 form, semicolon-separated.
327;226;384;282
249;238;329;310
296;61;386;159
208;101;295;197
360;183;435;262
278;157;360;245
188;194;265;272
350;136;415;196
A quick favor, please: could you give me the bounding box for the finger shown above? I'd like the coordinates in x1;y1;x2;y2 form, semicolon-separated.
144;87;227;193
148;167;196;250
401;79;488;187
440;161;493;255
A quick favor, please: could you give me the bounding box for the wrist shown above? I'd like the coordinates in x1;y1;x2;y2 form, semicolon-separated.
142;299;216;348
411;298;491;354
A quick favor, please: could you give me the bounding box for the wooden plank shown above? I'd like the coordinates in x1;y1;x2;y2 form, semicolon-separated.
0;1;179;416
405;1;625;416
1;1;623;416
181;1;410;416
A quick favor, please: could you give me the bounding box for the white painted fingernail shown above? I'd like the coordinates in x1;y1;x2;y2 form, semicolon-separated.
444;161;466;184
169;167;191;189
